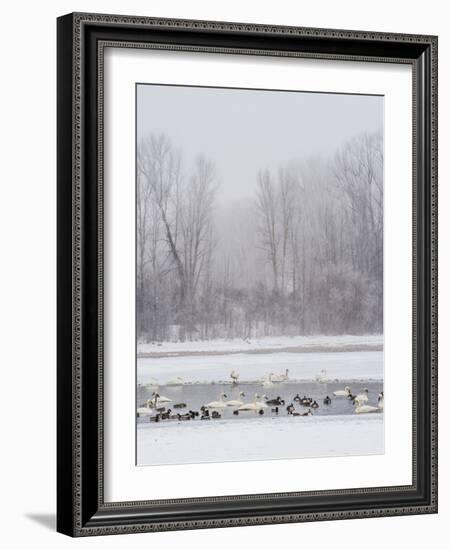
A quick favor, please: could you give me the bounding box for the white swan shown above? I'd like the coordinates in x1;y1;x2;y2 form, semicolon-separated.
238;394;268;411
315;369;327;383
262;373;274;386
137;400;154;417
226;392;245;406
165;377;184;386
333;386;351;397
230;370;239;384
378;392;384;410
143;378;158;388
354;398;379;414
204;393;228;409
353;388;369;403
151;392;172;404
270;369;289;383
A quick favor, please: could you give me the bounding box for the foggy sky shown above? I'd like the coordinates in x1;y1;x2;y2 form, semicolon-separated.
137;84;383;205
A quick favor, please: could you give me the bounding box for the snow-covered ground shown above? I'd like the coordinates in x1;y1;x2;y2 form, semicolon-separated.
137;413;384;466
138;334;382;356
138;350;383;385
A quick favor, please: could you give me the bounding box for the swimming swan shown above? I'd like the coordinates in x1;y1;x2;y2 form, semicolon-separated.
226;392;245;406
238;394;268;411
354;398;379;414
204;393;228;409
378;391;384;410
137;400;154;417
353;388;369;403
333;386;351;397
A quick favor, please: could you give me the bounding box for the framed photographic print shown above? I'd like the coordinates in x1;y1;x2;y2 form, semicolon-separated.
57;12;438;536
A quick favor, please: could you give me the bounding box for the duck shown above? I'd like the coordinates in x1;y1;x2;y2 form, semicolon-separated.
354;399;379;414
378;391;384;410
315;369;327;383
311;400;319;409
270;369;289;383
226;392;246;407
265;395;285;406
258;409;265;415
211;411;222;419
160;409;172;420
301;409;313;416
136;400;154;417
230;370;239;385
149;414;160;422
233;410;239;415
272;406;279;414
300;397;313;406
323;396;332;405
173;402;187;409
286;403;295;415
333;386;351;397
204;393;228;409
238;394;267;412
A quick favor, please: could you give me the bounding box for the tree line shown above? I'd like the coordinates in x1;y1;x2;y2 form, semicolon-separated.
137;131;383;342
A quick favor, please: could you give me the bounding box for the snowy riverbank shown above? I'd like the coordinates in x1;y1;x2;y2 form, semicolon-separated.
137;413;384;466
138;334;382;357
138;350;383;386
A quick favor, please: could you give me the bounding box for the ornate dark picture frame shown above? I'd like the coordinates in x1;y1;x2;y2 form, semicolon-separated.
57;12;438;537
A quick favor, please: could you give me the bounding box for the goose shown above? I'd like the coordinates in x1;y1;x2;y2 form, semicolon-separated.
136;400;154;417
286;403;295;415
173;402;187;409
270;369;289;383
354;399;379;414
204;393;228;409
333;386;351;397
230;370;240;385
166;377;184;387
311;400;319;409
211;411;222;419
226;392;246;407
301;409;313;416
315;369;327;383
323;396;332;405
378;391;384;410
293;394;301;402
238;394;267;411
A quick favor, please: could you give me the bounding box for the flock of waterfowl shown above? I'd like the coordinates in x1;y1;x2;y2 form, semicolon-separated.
137;378;384;423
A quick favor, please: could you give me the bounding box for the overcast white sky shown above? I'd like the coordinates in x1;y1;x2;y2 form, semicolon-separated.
137;84;383;204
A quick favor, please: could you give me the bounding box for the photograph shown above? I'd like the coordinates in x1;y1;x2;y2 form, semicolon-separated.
135;84;385;466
